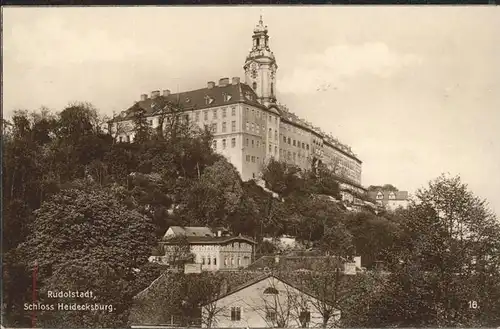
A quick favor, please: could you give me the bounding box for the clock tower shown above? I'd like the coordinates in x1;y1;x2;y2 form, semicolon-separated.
243;16;278;106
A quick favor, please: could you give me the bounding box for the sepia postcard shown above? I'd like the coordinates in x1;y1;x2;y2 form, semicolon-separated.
2;5;500;329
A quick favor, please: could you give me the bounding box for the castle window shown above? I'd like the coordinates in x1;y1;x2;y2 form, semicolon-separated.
269;128;272;137
252;140;255;148
231;107;236;116
214;258;217;266
257;141;260;148
252;82;257;90
245;138;249;146
245;121;249;131
271;82;274;95
275;146;277;154
195;112;200;121
212;140;217;150
269;144;272;152
222;108;227;118
213;109;218;120
222;122;227;132
231;138;236;148
211;123;217;133
293;140;296;147
275;131;278;141
246;155;250;162
256;38;260;47
204;111;208;121
231;121;236;132
283;135;286;143
222;139;227;149
288;137;291;144
251;156;255;163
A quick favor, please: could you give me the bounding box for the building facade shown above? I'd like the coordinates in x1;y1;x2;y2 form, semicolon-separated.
368;190;409;211
157;226;256;271
109;17;362;185
201;274;340;328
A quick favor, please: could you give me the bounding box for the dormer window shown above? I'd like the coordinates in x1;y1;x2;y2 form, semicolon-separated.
376;192;383;200
185;97;191;103
223;93;232;102
205;95;214;105
252;82;257;90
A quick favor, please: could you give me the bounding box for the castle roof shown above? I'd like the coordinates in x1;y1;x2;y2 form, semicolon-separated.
111;81;267;123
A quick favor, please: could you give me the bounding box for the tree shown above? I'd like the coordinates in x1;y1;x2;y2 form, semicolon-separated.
16;181;156;328
132;107;152;144
371;174;500;327
161;235;195;269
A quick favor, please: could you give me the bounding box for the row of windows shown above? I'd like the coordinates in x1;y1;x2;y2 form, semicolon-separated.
200;256;249;266
281;135;310;150
279;149;309;163
207;121;237;133
245;155;262;164
212;138;237;150
245;108;278;124
197;107;237;122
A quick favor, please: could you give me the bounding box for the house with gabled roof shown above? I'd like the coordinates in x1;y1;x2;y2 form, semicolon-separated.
200;273;340;328
152;226;256;271
368;190;409;211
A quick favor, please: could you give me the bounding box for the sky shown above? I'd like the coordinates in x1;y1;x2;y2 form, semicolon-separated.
3;6;500;215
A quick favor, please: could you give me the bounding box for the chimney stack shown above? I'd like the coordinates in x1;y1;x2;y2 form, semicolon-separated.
140;94;148;101
232;77;240;85
163;89;171;97
219;78;230;87
151;90;160;98
207;81;215;89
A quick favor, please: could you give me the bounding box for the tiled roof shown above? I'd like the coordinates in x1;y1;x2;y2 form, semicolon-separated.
167;226;214;237
162;235;256;245
111;82;266;123
368;190;409;201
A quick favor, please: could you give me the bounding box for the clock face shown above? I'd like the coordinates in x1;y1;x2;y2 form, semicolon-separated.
251;69;258;79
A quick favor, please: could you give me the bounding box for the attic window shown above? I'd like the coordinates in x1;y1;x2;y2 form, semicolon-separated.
185;98;191;103
245;92;253;100
223;93;232;102
150;102;156;109
205;96;214;105
263;287;279;295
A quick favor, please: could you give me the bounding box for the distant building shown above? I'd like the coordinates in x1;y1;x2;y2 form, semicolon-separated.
201;273;340;328
368;190;409;211
155;226;256;271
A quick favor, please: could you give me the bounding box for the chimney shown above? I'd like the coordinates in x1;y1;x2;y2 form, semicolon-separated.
232;77;240;85
151;90;160;98
140;94;148;101
163;89;171;97
207;81;215;89
219;77;230;87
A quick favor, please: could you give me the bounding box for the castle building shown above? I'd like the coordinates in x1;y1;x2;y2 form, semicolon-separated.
109;16;362;186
